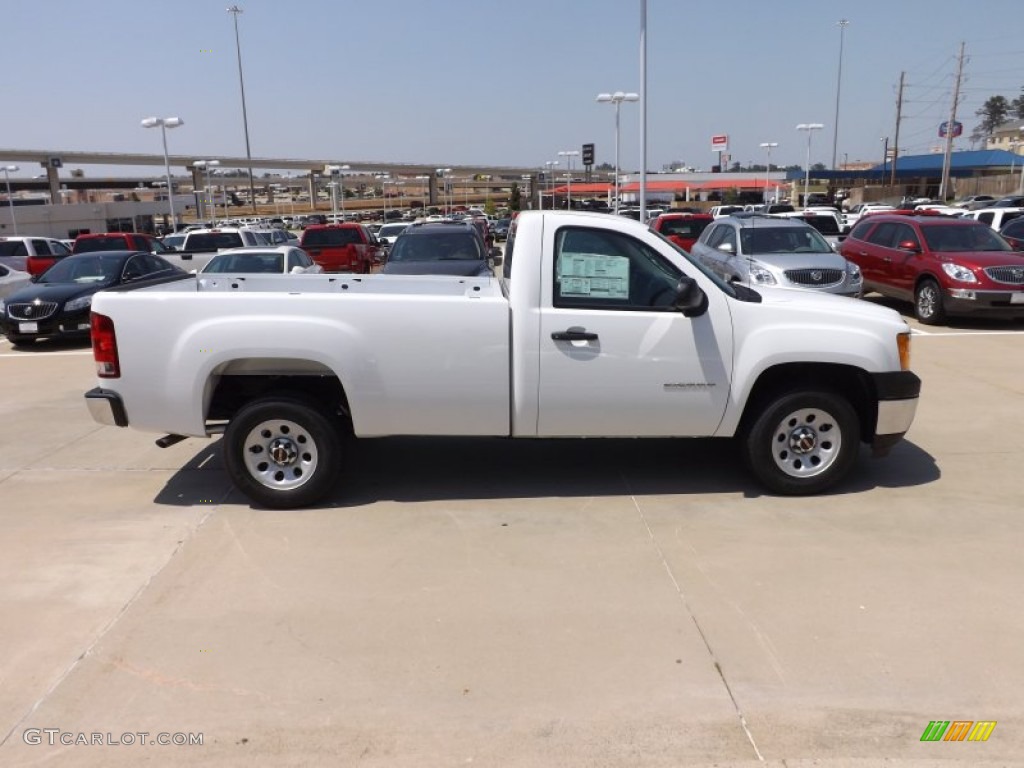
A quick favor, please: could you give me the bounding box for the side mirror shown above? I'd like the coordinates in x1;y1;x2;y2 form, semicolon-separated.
672;276;708;317
717;242;735;255
290;265;305;274
897;239;921;252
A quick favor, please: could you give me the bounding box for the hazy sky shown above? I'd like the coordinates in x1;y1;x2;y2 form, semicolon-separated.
3;0;1023;177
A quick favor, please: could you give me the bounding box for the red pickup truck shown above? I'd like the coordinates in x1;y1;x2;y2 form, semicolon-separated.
298;223;381;273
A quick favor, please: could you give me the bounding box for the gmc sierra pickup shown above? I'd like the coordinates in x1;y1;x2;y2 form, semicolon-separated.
84;210;921;508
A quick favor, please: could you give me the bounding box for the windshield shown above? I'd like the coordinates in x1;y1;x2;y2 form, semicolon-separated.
740;226;832;255
387;233;483;262
39;255;122;284
203;251;284;273
379;225;408;237
921;224;1013;252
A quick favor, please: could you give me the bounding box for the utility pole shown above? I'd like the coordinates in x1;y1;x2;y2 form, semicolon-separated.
890;71;905;189
939;42;966;200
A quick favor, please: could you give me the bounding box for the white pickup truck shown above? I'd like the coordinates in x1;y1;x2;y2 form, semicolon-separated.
84;211;921;508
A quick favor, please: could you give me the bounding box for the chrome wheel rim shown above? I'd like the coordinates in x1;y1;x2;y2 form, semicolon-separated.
242;419;318;491
918;284;938;318
770;407;842;479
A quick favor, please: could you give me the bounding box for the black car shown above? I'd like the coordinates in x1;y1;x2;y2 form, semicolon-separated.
992;195;1024;208
491;219;511;241
380;221;501;277
0;251;183;346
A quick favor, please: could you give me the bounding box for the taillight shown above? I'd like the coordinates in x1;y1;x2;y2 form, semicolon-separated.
91;312;120;378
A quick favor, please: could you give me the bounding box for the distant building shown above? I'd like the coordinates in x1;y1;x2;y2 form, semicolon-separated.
986;120;1024;154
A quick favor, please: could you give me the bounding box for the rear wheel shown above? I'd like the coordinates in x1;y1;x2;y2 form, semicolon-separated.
914;278;947;325
224;398;343;509
743;390;860;495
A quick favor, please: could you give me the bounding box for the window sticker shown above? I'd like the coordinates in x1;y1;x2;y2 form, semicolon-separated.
558;253;630;299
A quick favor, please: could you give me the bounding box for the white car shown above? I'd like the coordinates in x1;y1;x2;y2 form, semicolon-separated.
198;246;322;275
376;223;409;247
0;262;31;298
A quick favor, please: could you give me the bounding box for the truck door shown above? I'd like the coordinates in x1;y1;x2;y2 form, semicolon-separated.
536;225;732;437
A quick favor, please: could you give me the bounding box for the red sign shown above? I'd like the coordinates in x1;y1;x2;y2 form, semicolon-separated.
711;134;729;152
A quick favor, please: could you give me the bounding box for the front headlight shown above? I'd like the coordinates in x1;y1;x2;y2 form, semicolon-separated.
748;265;777;285
941;262;978;283
847;261;863;282
65;295;93;312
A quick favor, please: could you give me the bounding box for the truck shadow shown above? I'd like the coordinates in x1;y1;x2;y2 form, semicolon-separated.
154;435;940;508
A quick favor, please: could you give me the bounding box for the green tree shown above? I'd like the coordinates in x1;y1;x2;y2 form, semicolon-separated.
484;199;497;217
975;95;1010;137
1012;88;1024;119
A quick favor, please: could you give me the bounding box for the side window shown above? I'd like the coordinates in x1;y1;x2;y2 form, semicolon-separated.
553;226;682;310
149;237;170;253
286;250;301;271
976;212;993;226
892;223;919;248
707;224;737;251
52;240;71;255
866;222;899;248
32;240;53;256
122;255;146;281
848;220;873;241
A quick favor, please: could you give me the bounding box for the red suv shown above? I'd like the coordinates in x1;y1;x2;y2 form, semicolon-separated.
298;223;380;273
649;213;713;252
26;232;171;276
840;214;1024;324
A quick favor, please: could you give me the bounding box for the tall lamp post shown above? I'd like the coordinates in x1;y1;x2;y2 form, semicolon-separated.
227;5;257;215
193;160;221;223
759;142;778;202
2;165;19;235
796;123;824;208
415;174;430;214
436;168;452;216
558;149;580;209
596;91;639;215
831;19;850;169
326;164;350;218
141;116;183;230
544;161;559;209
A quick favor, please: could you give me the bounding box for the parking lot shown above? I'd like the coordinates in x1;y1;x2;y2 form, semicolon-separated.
1;303;1022;767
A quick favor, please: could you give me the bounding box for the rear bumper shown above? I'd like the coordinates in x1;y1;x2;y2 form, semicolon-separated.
84;387;128;427
869;371;921;456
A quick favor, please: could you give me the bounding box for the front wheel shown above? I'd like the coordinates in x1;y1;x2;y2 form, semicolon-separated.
915;278;947;325
742;390;860;495
224;398;343;509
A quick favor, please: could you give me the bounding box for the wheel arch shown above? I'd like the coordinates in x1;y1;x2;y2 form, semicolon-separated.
738;362;877;443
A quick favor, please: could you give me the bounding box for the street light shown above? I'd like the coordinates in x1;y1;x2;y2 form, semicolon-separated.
796;123;824;208
759;142;778;202
558;150;580;209
415;174;430;214
544;161;559;209
831;19;850;169
141;116;183;229
326;164;350;217
436;168;451;215
596;91;639;214
227;5;257;215
2;165;19;235
193;160;221;223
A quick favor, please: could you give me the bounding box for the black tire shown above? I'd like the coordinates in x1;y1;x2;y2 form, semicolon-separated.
223;398;343;509
914;278;947;325
6;334;33;348
742;390;860;495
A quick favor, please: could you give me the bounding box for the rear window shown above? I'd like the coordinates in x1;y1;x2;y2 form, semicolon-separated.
302;228;363;247
801;215;841;236
658;218;711;238
0;241;28;257
73;236;130;253
185;232;245;252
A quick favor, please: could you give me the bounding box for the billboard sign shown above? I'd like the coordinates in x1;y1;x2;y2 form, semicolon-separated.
711;134;729;152
938;121;963;138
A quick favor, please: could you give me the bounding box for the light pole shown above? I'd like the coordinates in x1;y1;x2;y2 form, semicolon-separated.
2;165;19;235
326;164;350;218
1017;126;1024;194
759;142;778;202
436;168;452;216
193;160;221;223
227;5;257;215
596;91;639;215
831;19;850;169
415;174;429;214
544;161;559;209
141;116;183;230
558;150;580;209
796;123;824;208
